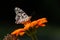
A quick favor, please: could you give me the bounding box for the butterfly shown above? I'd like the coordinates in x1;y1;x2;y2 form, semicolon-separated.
15;7;31;24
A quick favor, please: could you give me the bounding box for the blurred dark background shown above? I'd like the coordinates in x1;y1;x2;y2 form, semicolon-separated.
0;0;60;40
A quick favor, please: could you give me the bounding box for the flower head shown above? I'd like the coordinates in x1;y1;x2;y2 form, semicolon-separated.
11;18;48;36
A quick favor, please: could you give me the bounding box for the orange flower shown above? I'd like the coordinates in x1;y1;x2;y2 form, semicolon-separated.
11;17;48;36
11;28;25;36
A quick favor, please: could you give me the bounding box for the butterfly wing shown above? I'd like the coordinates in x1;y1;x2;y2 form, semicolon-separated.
15;7;31;24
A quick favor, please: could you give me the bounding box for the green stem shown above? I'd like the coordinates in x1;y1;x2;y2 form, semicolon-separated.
25;26;38;40
30;34;38;40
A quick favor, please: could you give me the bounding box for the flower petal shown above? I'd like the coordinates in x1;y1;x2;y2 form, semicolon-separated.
24;23;31;30
19;32;25;36
11;28;25;36
30;21;37;27
37;18;48;27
